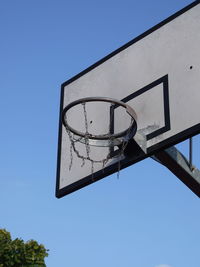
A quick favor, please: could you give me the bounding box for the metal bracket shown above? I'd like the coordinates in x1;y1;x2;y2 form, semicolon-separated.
153;146;200;198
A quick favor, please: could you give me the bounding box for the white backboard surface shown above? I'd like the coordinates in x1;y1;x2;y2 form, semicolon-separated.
56;1;200;198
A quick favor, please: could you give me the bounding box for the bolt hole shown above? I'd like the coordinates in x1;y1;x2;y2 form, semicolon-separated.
90;121;93;124
190;66;193;69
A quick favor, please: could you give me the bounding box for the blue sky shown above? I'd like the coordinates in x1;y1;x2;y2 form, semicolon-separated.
0;1;199;267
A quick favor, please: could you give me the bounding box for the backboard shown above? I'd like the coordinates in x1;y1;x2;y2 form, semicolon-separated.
56;1;200;198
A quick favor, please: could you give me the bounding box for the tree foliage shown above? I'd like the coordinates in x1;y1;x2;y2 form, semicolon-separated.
0;229;48;267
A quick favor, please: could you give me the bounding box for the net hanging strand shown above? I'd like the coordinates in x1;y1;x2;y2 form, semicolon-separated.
82;102;91;160
117;117;134;178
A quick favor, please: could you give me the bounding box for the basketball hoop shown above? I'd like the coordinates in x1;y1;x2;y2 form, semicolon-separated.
62;97;137;173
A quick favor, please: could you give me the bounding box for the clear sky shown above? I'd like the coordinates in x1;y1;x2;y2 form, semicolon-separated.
0;1;199;267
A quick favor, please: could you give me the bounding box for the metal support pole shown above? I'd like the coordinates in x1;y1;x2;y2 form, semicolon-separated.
153;146;200;198
189;137;193;170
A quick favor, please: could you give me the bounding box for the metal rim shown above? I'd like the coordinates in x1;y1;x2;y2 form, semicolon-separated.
62;97;137;143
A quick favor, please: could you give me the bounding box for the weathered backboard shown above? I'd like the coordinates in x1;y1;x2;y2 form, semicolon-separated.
56;1;200;198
